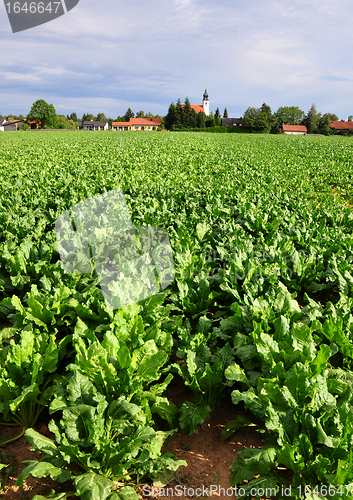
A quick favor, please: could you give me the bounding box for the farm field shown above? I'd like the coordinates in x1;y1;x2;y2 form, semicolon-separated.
1;131;353;499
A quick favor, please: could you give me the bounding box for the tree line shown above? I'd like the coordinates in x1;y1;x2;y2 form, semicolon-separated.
2;100;162;130
3;99;353;134
163;99;353;134
242;103;353;135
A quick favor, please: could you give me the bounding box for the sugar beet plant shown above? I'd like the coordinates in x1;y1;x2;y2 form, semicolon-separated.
1;131;353;498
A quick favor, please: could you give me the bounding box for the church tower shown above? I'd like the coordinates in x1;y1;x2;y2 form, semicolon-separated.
202;87;209;116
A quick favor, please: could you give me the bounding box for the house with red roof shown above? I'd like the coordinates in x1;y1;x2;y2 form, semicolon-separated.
111;117;162;131
0;119;25;131
280;124;307;135
330;121;353;132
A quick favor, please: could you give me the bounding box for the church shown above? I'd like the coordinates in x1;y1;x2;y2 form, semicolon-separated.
183;88;210;116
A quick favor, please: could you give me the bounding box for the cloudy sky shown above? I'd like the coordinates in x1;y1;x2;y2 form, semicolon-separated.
1;0;352;119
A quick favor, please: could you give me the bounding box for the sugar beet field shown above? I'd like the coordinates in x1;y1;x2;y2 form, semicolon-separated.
1;131;353;500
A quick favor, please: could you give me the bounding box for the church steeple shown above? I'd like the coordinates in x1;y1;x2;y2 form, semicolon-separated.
202;86;209;116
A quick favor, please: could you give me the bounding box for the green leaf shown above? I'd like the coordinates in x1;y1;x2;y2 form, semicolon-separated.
317;421;341;448
32;493;68;500
196;222;211;241
225;363;250;387
73;472;114;500
16;461;72;487
179;402;211;434
221;415;255;441
151;397;179;428
230;446;277;483
107;487;139;500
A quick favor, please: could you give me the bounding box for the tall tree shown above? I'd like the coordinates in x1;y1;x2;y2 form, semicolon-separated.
27;99;57;129
348;115;353;122
96;112;107;121
260;103;275;129
164;102;177;130
190;108;197;128
214;107;221;126
318;114;332;135
123;108;134;121
223;108;228;118
67;112;78;122
196;111;206;128
324;113;338;121
274;106;305;126
303;104;321;133
242;107;271;133
183;97;192;128
175;98;183;129
136;111;145;118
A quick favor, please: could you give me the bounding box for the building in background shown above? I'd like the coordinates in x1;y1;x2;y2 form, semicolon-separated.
182;88;210;116
0;119;25;131
78;120;109;131
281;124;307;135
330;121;353;133
221;117;243;127
112;117;162;131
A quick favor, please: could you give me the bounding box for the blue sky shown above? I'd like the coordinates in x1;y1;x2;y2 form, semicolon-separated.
1;0;352;119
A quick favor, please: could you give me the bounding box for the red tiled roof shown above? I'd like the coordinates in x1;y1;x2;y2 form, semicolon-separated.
112;117;161;127
181;105;204;114
330;121;353;130
129;117;161;125
282;124;307;132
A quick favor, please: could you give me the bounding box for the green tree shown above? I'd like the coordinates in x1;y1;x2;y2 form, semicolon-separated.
82;113;95;122
56;115;75;130
260;103;275;130
214;107;221;126
175;98;183;129
196;111;206;128
27;99;57;129
205;113;215;128
124;108;134;121
274;106;305;125
223;108;228;118
67;112;78;121
242;107;271;133
164;102;177;130
348;115;353;122
190;108;197;128
95;112;107;121
183;97;192;128
136;111;145;118
302;104;321;133
324;113;338;121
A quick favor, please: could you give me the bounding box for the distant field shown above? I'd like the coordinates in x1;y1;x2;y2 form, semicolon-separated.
1;131;353;499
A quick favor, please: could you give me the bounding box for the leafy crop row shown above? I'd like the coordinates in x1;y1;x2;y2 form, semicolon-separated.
1;131;353;499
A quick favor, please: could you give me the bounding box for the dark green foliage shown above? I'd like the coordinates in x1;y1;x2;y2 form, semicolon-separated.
27;99;57;129
1;132;353;498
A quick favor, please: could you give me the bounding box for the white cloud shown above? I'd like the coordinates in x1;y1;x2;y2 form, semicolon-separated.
0;0;352;118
